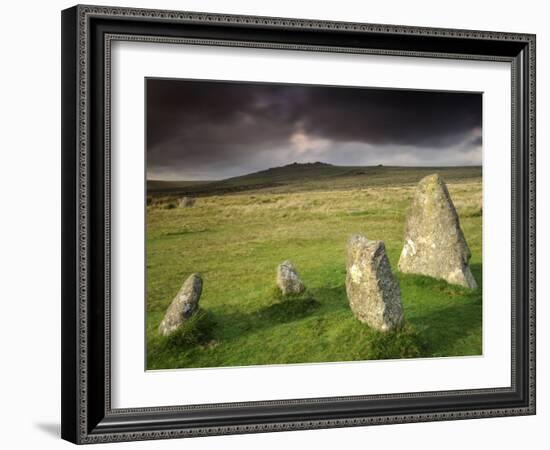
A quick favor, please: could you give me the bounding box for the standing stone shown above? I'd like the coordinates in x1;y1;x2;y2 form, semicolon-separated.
276;261;306;295
159;273;203;336
346;235;404;332
398;174;477;289
178;196;196;207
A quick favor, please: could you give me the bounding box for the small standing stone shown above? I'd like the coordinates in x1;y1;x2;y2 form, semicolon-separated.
159;273;203;336
346;235;404;332
397;174;477;289
276;261;306;295
178;196;196;208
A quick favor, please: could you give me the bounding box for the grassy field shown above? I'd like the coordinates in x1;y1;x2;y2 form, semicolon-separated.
146;165;482;370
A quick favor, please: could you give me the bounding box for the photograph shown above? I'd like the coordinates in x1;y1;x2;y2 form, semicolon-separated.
145;78;483;370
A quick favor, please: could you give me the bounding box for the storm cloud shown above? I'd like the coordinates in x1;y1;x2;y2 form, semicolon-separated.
146;78;482;180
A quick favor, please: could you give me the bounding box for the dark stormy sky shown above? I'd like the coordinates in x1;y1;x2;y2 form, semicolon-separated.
146;78;482;181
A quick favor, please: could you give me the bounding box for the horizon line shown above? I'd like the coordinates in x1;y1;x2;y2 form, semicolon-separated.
147;163;482;183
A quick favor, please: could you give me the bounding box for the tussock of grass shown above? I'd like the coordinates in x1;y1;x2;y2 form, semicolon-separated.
158;309;217;351
367;323;427;360
269;287;314;302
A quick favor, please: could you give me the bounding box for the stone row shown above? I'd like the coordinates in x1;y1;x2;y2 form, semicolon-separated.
159;174;477;336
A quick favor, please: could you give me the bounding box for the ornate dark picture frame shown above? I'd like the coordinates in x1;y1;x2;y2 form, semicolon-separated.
61;4;536;444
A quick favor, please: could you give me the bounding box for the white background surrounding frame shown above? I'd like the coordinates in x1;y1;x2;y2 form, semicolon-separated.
3;1;548;449
111;40;511;409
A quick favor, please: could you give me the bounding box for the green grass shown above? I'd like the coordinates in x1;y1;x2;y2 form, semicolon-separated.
146;166;482;370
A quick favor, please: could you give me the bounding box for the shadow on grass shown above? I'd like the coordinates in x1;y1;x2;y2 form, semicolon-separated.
256;296;320;324
307;285;349;310
157;309;217;352
220;290;322;338
398;264;483;357
412;300;482;356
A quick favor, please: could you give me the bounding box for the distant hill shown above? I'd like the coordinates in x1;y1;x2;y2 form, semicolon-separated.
147;162;482;196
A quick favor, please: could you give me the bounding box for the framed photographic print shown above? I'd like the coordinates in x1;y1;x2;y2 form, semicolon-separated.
61;5;536;444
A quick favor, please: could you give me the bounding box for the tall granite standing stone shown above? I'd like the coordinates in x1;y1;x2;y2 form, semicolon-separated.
159;273;203;336
398;174;477;289
346;235;404;332
276;261;306;295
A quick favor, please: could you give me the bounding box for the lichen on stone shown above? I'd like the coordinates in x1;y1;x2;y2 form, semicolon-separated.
159;273;203;336
276;260;306;295
346;235;404;332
